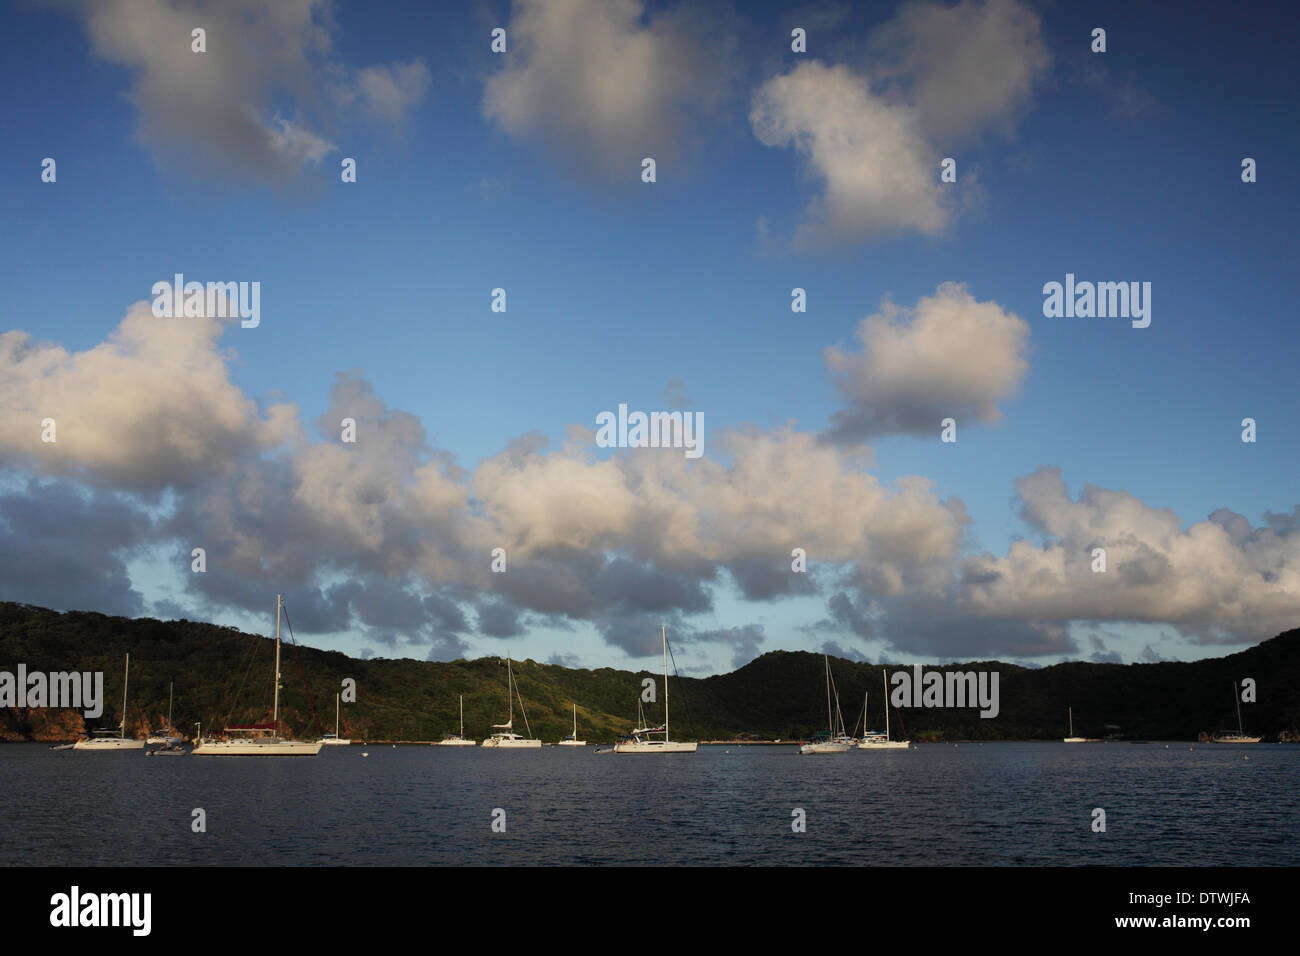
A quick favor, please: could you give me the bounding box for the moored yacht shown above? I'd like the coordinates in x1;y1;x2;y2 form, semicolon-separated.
1211;684;1261;743
481;655;541;748
191;595;322;756
800;655;851;754
557;703;587;746
73;654;145;751
320;692;351;745
856;669;910;750
615;627;697;753
436;694;477;746
146;681;183;745
1063;706;1096;743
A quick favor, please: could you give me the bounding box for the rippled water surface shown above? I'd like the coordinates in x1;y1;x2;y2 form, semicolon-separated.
3;742;1295;865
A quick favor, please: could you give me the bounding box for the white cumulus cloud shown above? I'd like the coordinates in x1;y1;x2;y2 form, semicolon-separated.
824;282;1030;440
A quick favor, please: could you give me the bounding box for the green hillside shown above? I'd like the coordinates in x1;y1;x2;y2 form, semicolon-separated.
1;601;1298;742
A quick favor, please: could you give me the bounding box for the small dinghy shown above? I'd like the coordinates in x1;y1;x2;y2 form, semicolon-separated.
147;743;187;756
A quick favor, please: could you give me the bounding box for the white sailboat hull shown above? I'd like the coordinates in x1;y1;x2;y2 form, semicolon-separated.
192;739;322;756
856;739;910;750
73;738;145;750
799;741;851;754
481;736;541;748
320;738;352;745
615;740;697;753
557;740;587;747
1210;735;1261;743
435;737;478;746
146;735;182;745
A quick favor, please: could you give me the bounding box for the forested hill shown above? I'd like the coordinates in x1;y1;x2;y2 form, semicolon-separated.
2;601;1298;742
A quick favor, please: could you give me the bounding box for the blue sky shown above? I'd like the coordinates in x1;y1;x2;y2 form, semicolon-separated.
2;0;1298;674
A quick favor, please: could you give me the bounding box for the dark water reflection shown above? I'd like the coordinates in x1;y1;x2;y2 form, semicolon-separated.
2;742;1294;866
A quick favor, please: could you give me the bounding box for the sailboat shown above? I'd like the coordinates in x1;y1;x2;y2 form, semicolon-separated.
192;595;323;756
436;695;477;746
320;693;351;745
481;655;541;748
615;627;697;753
800;655;852;754
146;682;182;745
1211;684;1261;743
1063;706;1095;743
73;653;145;750
857;669;910;749
557;703;587;746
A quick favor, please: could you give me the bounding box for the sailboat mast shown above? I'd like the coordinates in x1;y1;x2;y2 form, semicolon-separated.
824;656;832;734
273;594;282;730
883;675;888;739
573;702;577;737
883;669;890;740
662;626;669;739
507;655;514;724
167;681;173;729
121;653;129;739
1234;683;1243;734
335;692;340;737
460;694;464;737
1068;706;1073;737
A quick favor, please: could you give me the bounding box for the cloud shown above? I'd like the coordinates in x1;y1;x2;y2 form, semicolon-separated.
0;480;150;617
867;0;1051;143
661;376;691;409
67;0;429;183
873;602;1075;658
751;60;948;245
4;303;1297;665
949;468;1300;646
818;640;871;663
483;0;731;179
824;591;873;639
823;282;1030;440
724;555;818;601
1080;64;1160;122
597;611;683;657
0;303;290;489
752;0;1049;245
353;60;431;124
475;596;526;638
686;623;767;669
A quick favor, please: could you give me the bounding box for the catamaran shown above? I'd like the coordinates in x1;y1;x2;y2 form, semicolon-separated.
436;694;478;746
1064;706;1094;743
320;692;351;745
1211;684;1261;743
146;681;182;745
557;703;587;746
73;653;145;750
800;655;852;754
615;627;697;753
857;669;910;750
481;655;541;748
192;595;322;756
